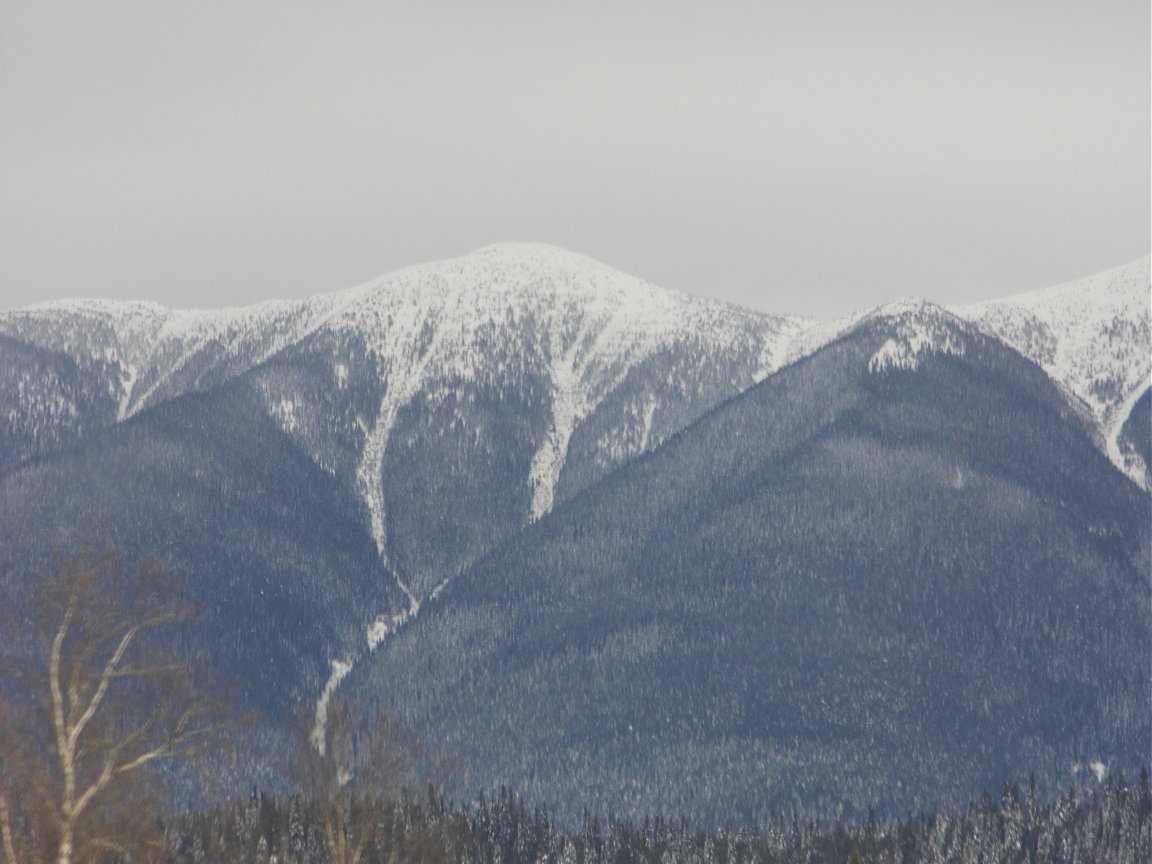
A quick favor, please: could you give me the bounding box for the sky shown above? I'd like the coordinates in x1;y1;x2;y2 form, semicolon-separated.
0;1;1148;318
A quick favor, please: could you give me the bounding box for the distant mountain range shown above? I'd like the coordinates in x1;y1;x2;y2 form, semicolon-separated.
1;245;1148;822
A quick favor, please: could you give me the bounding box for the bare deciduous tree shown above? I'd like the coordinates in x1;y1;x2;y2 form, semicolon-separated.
294;695;435;864
0;543;228;864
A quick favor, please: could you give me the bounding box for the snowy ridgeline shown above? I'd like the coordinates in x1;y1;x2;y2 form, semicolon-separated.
1;247;1148;545
2;248;1148;685
2;248;1147;629
1;245;1147;825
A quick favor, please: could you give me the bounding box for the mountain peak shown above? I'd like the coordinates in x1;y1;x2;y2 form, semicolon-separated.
335;241;764;353
866;296;943;318
863;301;972;373
356;242;637;293
464;241;597;267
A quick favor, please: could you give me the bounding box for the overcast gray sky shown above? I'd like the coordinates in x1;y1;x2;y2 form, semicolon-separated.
1;1;1147;317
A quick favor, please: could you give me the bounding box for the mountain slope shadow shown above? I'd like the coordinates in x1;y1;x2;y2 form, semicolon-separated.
0;380;397;716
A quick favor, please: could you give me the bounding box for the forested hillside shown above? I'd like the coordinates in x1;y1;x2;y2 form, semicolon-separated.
0;248;1147;837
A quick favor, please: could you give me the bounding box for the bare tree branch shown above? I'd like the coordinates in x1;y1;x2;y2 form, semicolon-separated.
0;793;19;864
1;542;234;864
66;624;140;753
288;694;447;864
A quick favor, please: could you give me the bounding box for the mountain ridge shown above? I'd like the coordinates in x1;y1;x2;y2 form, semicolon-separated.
2;248;1147;517
954;256;1151;485
1;247;1148;626
0;245;1147;823
344;305;1148;822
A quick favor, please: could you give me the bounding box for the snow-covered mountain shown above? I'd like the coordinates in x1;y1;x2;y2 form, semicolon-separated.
346;293;1150;823
5;245;1146;678
0;245;1148;822
759;257;1151;485
3;246;1146;548
953;257;1150;415
952;257;1151;485
1;244;805;625
6;246;1148;469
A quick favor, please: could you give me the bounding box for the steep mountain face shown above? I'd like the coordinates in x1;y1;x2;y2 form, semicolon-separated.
346;303;1149;824
0;332;119;476
1118;389;1151;487
244;245;800;614
5;250;1147;500
953;257;1151;486
0;245;803;737
1;246;800;612
0;382;393;717
0;247;1148;823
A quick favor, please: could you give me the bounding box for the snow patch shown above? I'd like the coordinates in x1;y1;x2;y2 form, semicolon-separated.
1105;376;1150;489
529;326;588;520
116;363;138;422
356;397;404;570
638;397;658;452
271;398;300;433
366;605;418;651
311;658;353;752
867;312;967;373
955;256;1150;477
754;317;812;381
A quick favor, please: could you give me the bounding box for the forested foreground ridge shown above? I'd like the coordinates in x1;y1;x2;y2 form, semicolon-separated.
82;776;1152;864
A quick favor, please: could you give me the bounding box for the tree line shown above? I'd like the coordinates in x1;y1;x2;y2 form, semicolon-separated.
1;543;1148;863
146;774;1152;864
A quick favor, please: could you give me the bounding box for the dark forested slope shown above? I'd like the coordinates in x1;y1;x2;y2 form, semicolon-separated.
347;307;1150;824
0;381;395;715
